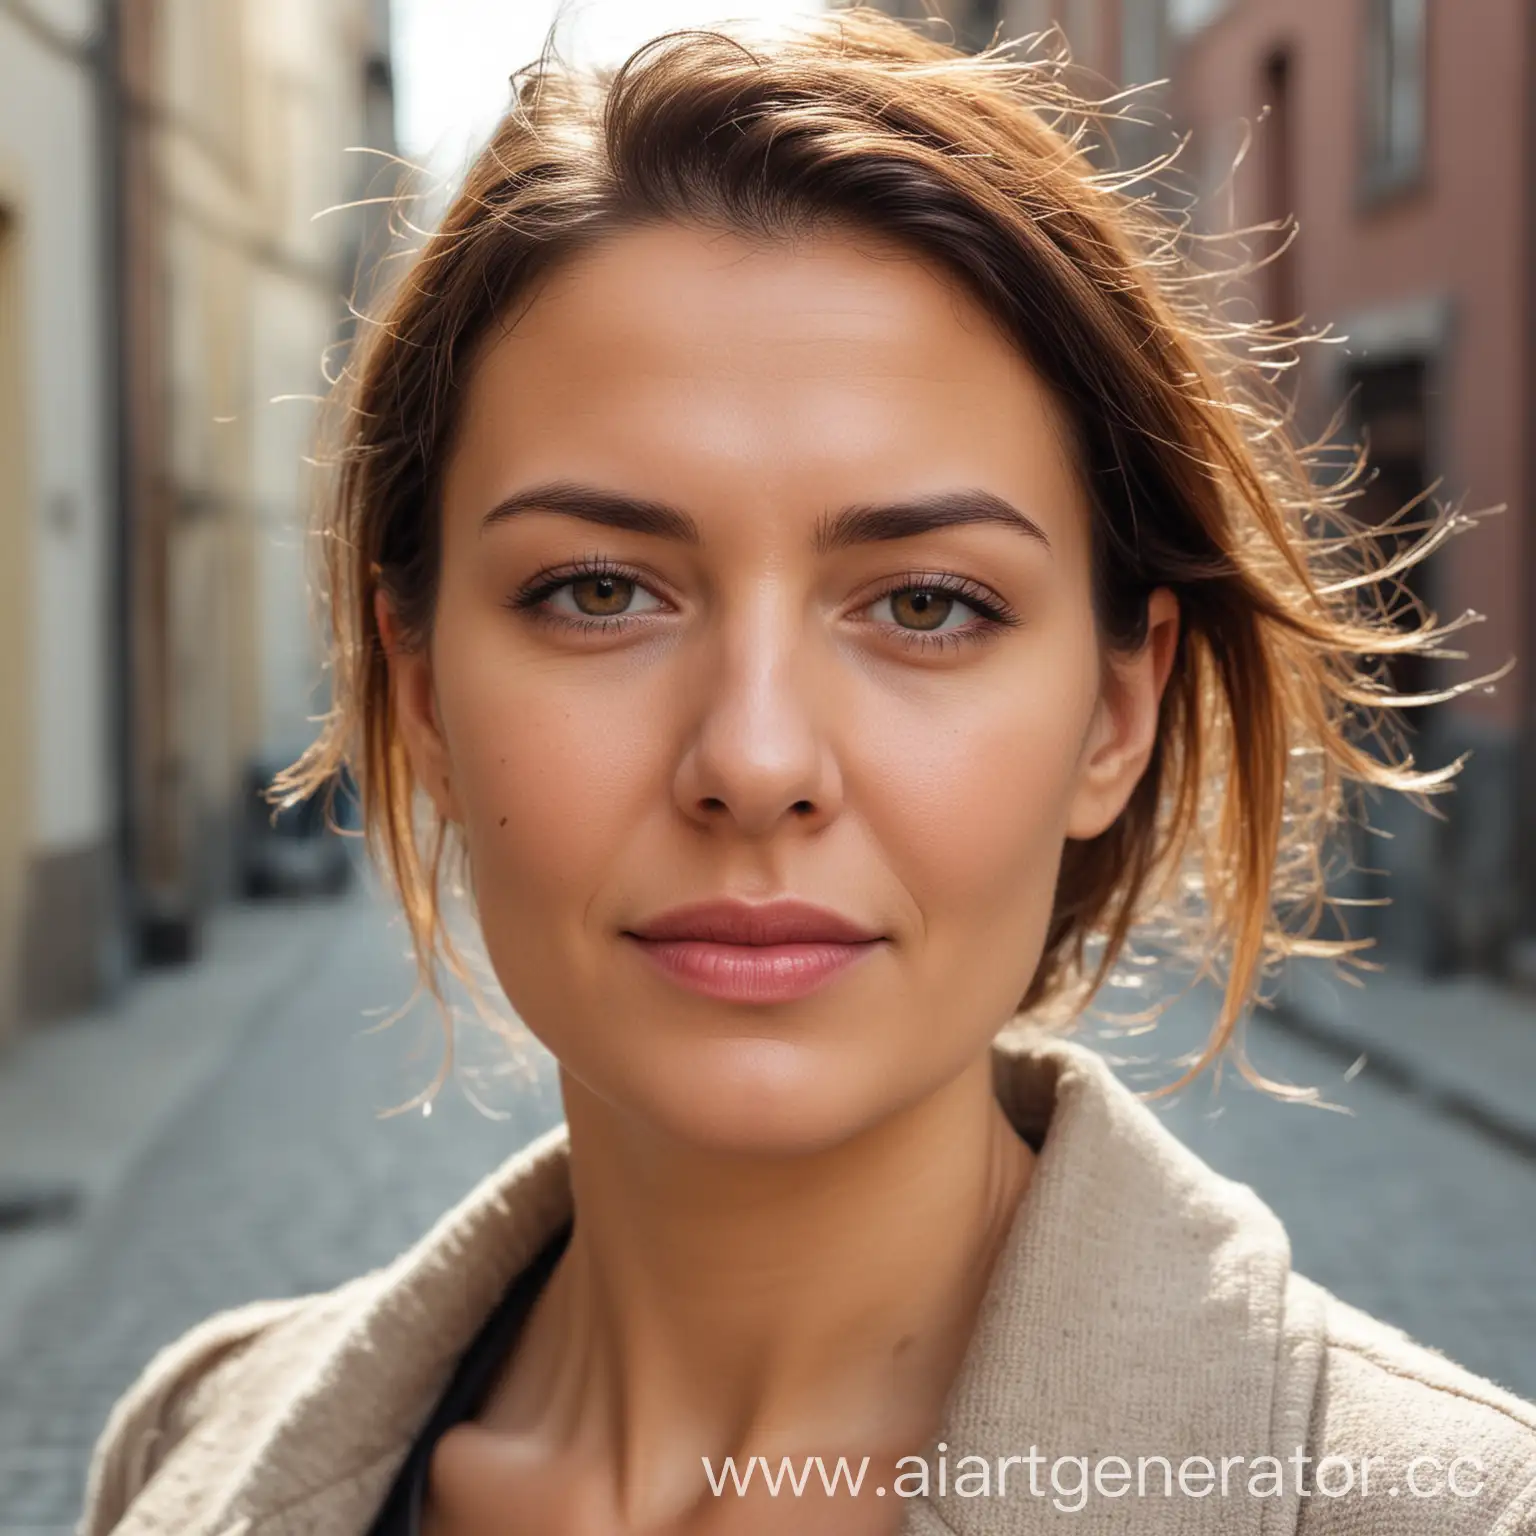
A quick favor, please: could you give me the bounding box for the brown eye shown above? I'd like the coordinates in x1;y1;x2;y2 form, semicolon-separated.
570;574;635;616
519;566;666;627
888;588;956;631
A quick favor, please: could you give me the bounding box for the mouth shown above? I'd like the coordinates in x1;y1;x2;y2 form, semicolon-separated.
622;898;886;1004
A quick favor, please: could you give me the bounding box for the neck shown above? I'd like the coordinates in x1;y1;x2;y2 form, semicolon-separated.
481;1047;1035;1513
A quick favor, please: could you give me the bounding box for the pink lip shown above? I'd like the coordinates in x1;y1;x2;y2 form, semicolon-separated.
623;899;886;1003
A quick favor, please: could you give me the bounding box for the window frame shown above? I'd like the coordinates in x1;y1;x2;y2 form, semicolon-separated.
1359;0;1430;206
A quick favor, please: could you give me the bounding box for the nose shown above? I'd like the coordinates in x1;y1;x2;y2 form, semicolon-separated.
672;597;844;839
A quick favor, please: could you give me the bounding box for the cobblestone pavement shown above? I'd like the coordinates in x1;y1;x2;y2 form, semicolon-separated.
0;897;565;1534
1101;996;1536;1398
1;901;1533;1532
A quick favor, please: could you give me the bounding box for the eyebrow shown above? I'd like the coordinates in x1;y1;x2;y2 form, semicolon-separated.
479;480;1052;554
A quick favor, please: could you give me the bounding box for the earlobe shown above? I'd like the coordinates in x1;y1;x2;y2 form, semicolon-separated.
374;590;461;824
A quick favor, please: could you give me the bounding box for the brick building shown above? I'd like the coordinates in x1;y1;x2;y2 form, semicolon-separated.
1157;0;1534;978
853;0;1536;978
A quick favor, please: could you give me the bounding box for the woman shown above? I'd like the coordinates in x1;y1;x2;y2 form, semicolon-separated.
82;10;1536;1534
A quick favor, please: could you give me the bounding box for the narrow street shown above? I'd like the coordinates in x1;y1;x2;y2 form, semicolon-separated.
1;893;1533;1532
0;891;563;1533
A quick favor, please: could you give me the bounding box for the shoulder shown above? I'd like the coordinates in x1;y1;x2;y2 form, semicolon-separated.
78;1271;383;1536
1288;1273;1536;1534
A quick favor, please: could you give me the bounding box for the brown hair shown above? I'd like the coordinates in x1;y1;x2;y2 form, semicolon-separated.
284;6;1484;1101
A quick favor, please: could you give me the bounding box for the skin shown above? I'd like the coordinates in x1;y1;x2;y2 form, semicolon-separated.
381;221;1179;1533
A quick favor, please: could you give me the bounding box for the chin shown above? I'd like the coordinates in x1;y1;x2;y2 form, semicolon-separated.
619;1034;894;1158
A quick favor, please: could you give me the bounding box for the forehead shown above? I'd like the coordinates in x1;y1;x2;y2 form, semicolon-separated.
445;222;1087;544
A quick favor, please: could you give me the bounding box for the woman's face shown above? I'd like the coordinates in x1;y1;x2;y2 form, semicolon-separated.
389;222;1176;1154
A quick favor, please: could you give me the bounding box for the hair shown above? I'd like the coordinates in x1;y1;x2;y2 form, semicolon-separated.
282;5;1487;1104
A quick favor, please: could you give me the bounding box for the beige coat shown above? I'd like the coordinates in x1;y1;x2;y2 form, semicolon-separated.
80;1033;1536;1534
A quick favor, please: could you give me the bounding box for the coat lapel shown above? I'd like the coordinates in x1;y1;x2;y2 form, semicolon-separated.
128;1034;1319;1535
897;1036;1316;1534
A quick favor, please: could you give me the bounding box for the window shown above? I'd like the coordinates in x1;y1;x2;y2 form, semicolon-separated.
1120;0;1165;89
1262;50;1296;329
1362;0;1427;196
1166;0;1229;39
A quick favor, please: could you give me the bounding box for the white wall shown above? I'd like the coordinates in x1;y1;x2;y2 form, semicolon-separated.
0;1;110;857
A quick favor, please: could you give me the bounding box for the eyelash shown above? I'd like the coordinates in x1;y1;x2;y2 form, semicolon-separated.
505;555;1022;653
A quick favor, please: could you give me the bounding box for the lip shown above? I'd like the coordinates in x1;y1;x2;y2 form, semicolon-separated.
622;899;886;1004
626;898;884;946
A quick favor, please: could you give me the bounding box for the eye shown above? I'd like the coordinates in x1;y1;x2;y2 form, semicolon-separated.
544;571;664;620
507;558;670;630
862;575;1018;651
870;586;976;633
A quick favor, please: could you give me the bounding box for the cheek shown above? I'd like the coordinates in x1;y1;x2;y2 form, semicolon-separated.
858;628;1099;939
429;609;664;912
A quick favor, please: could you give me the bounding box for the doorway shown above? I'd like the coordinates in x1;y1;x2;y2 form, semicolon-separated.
1340;354;1442;962
1346;355;1436;703
0;206;33;1040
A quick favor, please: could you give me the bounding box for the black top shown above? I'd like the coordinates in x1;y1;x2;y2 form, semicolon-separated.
366;1219;574;1536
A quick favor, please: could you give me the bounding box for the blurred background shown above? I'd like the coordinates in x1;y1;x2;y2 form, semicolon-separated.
0;0;1532;1529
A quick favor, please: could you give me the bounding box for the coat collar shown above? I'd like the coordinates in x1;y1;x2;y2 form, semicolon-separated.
134;1032;1322;1535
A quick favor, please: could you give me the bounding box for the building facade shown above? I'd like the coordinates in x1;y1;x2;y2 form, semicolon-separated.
0;0;115;1038
856;0;1536;978
0;0;394;1035
1147;0;1532;975
118;0;395;964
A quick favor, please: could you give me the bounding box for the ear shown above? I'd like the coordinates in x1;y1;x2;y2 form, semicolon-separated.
1064;588;1180;841
375;590;462;825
